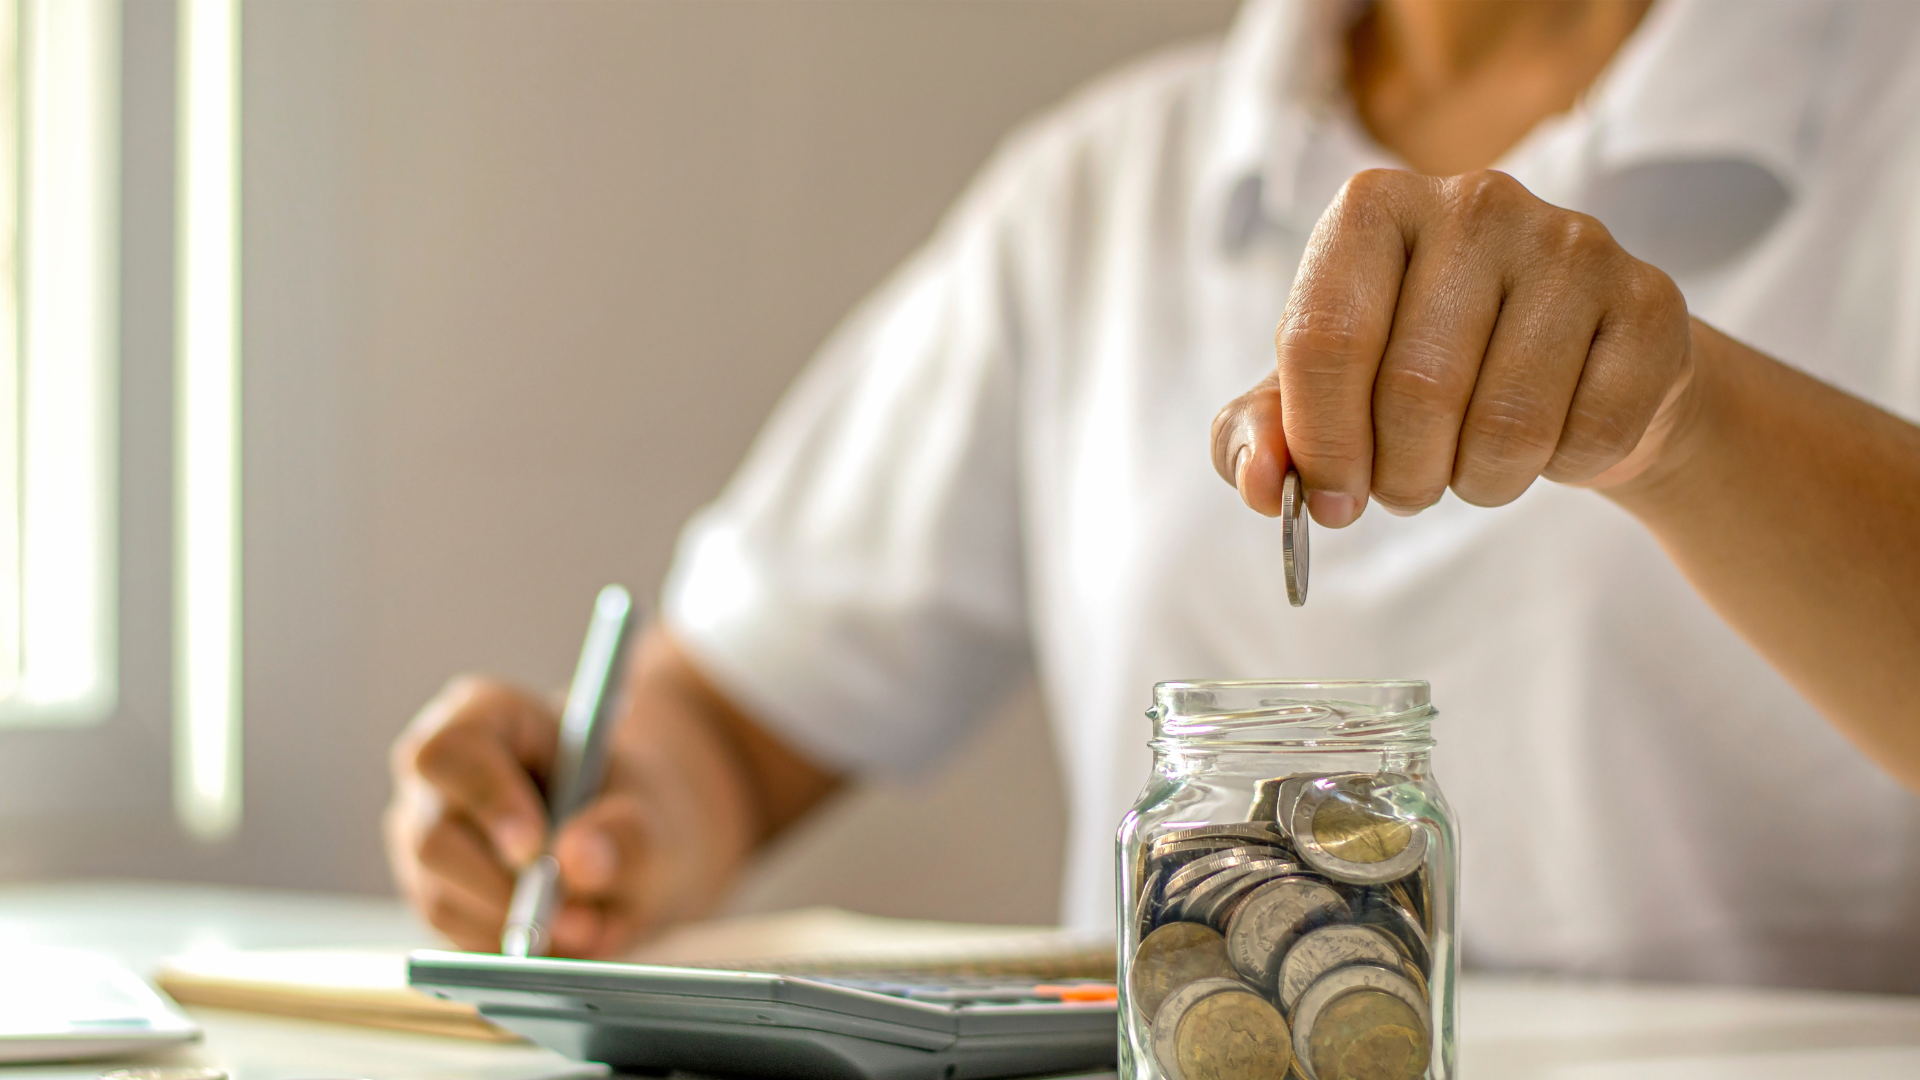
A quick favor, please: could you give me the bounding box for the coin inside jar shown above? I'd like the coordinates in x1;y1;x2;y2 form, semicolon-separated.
1274;773;1347;835
1247;777;1285;822
1277;923;1408;1012
1305;990;1427;1080
1137;865;1167;938
1351;887;1431;971
1291;781;1429;886
1178;858;1298;928
1290;964;1431;1080
1175;986;1293;1080
1152;836;1253;861
1129;921;1239;1020
1161;846;1286;899
1315;799;1412;864
1224;876;1349;990
1154;822;1290;851
1149;977;1249;1080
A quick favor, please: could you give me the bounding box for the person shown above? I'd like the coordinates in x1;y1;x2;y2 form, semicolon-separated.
384;0;1920;990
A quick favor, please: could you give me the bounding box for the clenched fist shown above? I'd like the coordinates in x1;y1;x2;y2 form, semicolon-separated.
1212;168;1696;525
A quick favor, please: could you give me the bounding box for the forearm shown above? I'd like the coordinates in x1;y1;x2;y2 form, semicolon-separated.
611;626;846;925
1606;320;1920;788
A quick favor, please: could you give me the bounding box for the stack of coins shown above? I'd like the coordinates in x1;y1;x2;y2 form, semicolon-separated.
1127;773;1433;1080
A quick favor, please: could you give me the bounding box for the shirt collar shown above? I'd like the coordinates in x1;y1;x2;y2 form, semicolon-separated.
1577;0;1842;197
1198;0;1357;248
1200;0;1841;250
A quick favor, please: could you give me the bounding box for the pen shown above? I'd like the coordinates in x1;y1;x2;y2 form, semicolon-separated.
500;584;637;958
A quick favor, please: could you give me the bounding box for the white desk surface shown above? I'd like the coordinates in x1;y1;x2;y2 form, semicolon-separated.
4;881;1920;1080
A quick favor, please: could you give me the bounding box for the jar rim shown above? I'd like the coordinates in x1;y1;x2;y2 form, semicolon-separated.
1154;677;1429;695
1149;678;1435;751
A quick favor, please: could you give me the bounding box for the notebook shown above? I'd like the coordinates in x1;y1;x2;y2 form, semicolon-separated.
154;906;1115;1041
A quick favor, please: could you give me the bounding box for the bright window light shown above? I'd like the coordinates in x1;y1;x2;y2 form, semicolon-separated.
175;0;240;841
0;0;121;726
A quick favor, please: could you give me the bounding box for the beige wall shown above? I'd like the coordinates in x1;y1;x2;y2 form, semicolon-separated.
0;0;1240;926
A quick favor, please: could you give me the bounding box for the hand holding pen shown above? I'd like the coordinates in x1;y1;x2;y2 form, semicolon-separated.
384;586;843;958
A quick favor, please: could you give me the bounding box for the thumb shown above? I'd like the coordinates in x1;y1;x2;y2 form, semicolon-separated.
553;794;648;900
1211;374;1291;517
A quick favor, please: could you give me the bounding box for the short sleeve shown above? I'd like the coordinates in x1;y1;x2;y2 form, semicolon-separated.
660;159;1033;775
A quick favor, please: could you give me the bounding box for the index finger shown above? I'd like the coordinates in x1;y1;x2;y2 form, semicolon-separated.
395;678;559;868
1276;169;1426;527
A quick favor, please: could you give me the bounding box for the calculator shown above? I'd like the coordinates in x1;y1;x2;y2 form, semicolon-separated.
408;950;1118;1080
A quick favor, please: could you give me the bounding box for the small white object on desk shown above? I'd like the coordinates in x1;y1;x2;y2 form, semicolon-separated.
0;948;198;1063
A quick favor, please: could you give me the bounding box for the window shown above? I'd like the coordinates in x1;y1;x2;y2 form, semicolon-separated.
0;0;119;725
175;0;240;839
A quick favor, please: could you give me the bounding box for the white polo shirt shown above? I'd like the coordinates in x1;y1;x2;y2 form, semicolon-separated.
664;0;1920;991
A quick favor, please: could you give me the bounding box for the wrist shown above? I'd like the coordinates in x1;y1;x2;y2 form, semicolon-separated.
1595;317;1723;508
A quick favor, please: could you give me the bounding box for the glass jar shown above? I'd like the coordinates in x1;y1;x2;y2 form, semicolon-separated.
1116;680;1456;1080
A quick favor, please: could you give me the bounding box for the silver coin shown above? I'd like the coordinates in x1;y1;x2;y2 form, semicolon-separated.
1154;822;1289;850
1162;846;1286;900
1136;864;1166;938
1224;876;1349;991
1351;887;1431;972
1290;778;1429;887
1148;838;1249;869
1146;840;1249;893
1282;468;1309;606
1277;923;1409;1013
1150;977;1252;1080
1151;833;1247;855
1179;858;1300;929
1289;963;1431;1080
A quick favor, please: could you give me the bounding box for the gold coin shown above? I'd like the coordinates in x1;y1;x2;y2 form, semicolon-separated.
1128;921;1238;1021
1175;989;1292;1080
1305;989;1429;1080
1152;977;1251;1080
1247;777;1285;823
1311;798;1412;865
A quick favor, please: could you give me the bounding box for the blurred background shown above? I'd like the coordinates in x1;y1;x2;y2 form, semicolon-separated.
0;0;1239;928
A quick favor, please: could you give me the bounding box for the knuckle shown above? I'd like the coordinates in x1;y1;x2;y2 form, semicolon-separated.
1622;261;1687;325
408;725;468;784
389;730;424;778
393;674;497;774
1288;411;1371;464
1277;304;1371;369
1373;344;1458;413
1545;212;1619;266
1448;169;1525;223
441;672;490;700
1337;167;1407;208
1551;404;1640;479
1463;400;1558;466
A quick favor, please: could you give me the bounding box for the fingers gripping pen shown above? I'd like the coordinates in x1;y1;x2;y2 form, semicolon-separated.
500;585;637;958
